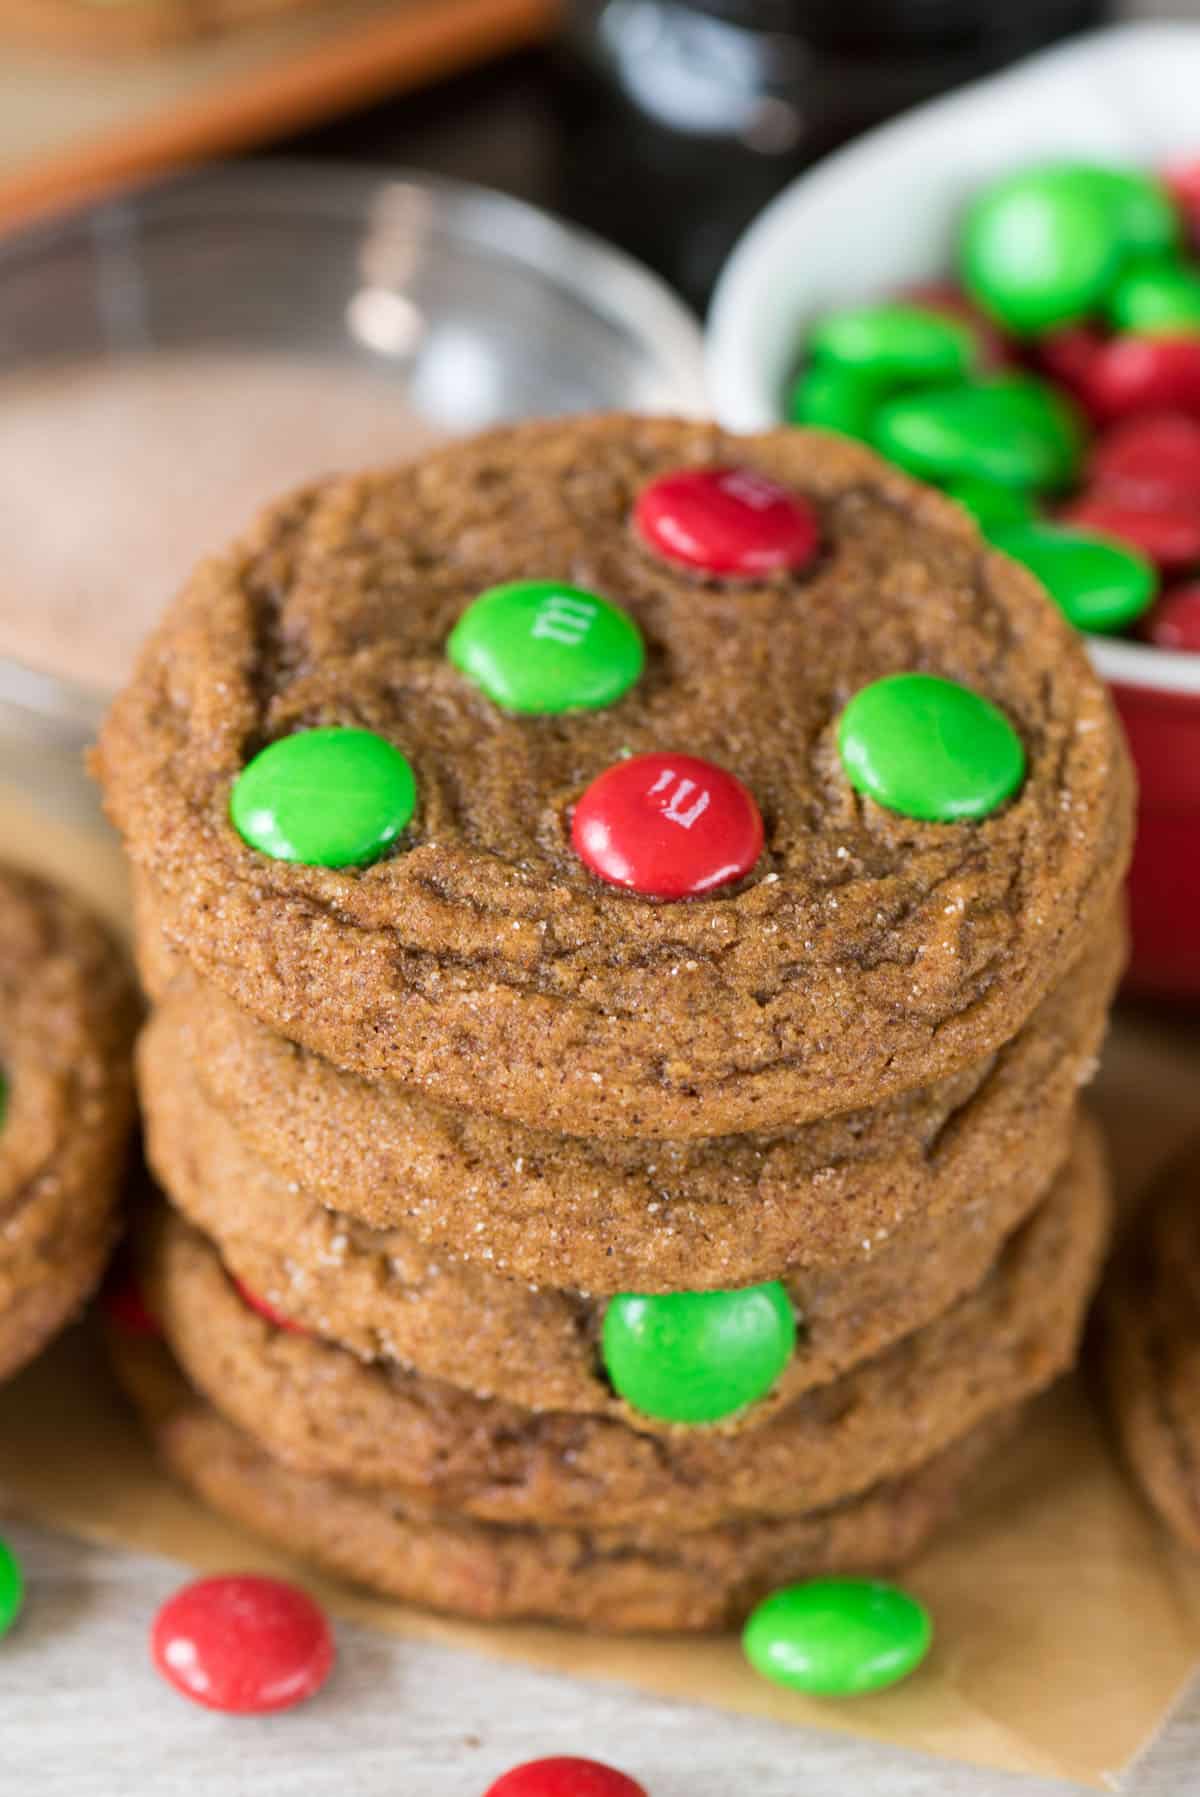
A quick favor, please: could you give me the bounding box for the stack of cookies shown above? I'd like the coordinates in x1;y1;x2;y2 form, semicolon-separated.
96;417;1132;1633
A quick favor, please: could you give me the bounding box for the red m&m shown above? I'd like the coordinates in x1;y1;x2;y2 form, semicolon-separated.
233;1277;307;1336
101;1272;162;1338
151;1575;333;1713
1088;412;1200;503
1143;583;1200;652
1042;328;1200;420
483;1757;647;1797
571;752;763;899
1063;413;1200;572
1060;494;1200;574
633;465;820;577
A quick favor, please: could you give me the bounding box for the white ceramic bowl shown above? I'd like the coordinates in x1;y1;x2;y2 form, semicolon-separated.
707;25;1200;995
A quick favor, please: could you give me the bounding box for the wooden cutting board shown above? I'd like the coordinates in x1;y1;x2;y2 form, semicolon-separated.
0;0;558;236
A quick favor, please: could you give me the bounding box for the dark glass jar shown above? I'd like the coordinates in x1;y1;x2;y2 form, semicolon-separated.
556;0;1111;306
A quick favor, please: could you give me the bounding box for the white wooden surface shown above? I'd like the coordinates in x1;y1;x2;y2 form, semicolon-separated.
0;1513;1195;1796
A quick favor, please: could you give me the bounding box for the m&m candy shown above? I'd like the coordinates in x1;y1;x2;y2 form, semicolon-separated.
808;303;977;385
571;752;763;899
1088;412;1200;502
448;581;644;715
837;674;1026;824
1042;329;1200;421
901;282;1016;370
1059;493;1200;575
945;477;1034;532
988;522;1157;634
961;166;1124;334
233;1278;307;1336
1143;583;1200;652
743;1578;932;1697
872;376;1084;492
151;1575;334;1713
1108;260;1200;336
230;727;417;869
961;163;1176;334
0;1537;24;1639
100;1272;162;1338
633;466;820;577
602;1282;795;1425
788;362;881;441
483;1758;648;1797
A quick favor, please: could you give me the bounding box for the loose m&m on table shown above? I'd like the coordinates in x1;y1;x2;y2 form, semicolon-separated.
633;465;820;577
151;1574;333;1713
230;727;417;869
448;580;644;714
483;1757;648;1797
0;1537;23;1640
743;1578;932;1698
571;751;763;899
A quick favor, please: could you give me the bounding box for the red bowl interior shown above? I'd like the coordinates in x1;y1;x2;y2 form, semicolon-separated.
1109;674;1200;998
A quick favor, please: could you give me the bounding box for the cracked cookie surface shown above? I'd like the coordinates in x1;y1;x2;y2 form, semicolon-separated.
97;417;1132;1137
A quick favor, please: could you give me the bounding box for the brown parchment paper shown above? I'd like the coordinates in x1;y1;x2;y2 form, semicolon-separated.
2;755;1200;1788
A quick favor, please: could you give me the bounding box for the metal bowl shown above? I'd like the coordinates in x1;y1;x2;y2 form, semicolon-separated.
0;160;706;749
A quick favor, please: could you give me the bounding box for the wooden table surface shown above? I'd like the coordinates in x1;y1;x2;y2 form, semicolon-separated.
0;1513;1192;1797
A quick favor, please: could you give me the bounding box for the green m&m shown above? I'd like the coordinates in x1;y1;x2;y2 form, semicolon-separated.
743;1579;932;1697
872;376;1084;492
0;1538;23;1639
1072;166;1179;260
787;363;881;442
960;163;1177;335
230;727;417;868
987;522;1157;635
838;673;1026;824
601;1283;795;1425
1108;260;1200;336
808;304;977;385
447;580;644;715
945;477;1034;532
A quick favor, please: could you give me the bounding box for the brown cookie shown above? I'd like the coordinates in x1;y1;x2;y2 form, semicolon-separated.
140;1016;1104;1430
0;866;138;1382
139;905;1122;1292
1098;1142;1200;1551
111;1322;1019;1632
138;1118;1108;1528
96;416;1132;1138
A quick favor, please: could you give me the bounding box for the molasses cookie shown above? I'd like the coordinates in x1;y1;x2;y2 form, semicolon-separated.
139;1028;1106;1430
1099;1141;1200;1551
111;1321;1019;1632
0;866;138;1381
137;1119;1109;1528
97;417;1132;1138
140;907;1123;1292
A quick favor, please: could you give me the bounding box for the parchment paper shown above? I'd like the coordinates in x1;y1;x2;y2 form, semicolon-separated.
1;756;1199;1788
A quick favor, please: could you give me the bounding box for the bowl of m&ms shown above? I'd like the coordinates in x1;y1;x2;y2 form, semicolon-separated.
708;24;1200;999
